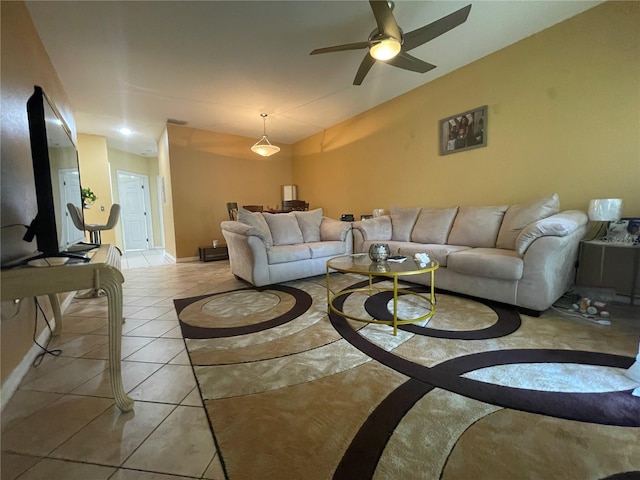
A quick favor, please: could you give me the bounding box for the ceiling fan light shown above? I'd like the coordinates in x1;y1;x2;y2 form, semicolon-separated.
370;37;401;61
251;136;280;157
251;113;280;157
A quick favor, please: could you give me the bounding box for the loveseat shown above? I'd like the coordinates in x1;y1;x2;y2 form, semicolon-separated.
352;194;588;314
221;208;352;287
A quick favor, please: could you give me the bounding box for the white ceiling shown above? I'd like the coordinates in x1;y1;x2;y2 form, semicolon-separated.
26;0;602;157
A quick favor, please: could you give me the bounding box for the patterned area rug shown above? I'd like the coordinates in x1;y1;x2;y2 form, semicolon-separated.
174;274;640;480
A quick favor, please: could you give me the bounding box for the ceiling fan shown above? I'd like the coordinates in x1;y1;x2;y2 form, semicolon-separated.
310;1;472;85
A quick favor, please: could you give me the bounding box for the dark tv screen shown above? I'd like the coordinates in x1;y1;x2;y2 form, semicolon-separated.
24;86;86;257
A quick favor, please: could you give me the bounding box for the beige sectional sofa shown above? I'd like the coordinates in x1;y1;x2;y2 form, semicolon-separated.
221;208;352;287
352;194;588;314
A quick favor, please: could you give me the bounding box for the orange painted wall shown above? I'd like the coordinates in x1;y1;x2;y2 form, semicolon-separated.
1;1;76;393
166;124;292;259
292;1;640;220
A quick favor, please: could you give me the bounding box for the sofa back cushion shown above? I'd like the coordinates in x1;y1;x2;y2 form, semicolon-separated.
496;193;560;250
293;208;323;243
263;212;304;246
448;205;509;248
411;207;459;244
237;208;273;247
390;206;421;241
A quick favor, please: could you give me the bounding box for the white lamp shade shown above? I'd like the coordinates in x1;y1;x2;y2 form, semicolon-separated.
588;198;623;221
282;185;297;201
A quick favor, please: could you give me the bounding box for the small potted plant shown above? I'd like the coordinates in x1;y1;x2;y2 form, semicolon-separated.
81;187;97;208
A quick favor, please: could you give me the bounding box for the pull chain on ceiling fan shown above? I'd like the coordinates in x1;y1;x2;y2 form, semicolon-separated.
310;1;472;85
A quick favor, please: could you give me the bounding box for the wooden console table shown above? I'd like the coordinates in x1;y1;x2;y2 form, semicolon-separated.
198;244;229;262
0;245;134;412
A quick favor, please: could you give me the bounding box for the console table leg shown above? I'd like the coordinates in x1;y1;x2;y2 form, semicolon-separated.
103;282;134;412
48;293;62;336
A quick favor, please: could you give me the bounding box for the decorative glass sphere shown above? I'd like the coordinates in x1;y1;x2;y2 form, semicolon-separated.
368;243;390;262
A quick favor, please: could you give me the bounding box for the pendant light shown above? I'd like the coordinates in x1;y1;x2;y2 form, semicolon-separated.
251;113;280;157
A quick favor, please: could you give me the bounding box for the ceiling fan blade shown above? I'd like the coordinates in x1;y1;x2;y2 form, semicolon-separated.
385;51;436;73
310;41;370;55
353;54;376;85
369;0;402;40
403;4;472;51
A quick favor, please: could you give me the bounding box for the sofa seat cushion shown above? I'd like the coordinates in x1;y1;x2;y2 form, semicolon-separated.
308;241;347;259
263;212;304;246
397;243;471;267
448;205;508;248
447;248;524;280
267;245;311;265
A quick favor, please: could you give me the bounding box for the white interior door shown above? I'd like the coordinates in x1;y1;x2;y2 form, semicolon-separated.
58;168;84;248
117;171;153;251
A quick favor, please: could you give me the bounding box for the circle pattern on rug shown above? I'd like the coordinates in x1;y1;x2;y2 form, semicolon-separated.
177;285;312;338
202;291;281;318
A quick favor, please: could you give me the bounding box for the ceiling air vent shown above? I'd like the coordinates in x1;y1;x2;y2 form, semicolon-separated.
167;118;188;126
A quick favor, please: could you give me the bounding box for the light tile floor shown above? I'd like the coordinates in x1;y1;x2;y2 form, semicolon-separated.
120;249;175;270
2;250;639;479
1;251;245;480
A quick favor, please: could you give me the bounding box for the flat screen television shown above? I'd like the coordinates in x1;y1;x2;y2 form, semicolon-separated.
23;86;93;260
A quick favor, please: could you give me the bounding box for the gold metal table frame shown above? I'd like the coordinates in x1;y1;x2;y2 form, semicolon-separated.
326;253;439;335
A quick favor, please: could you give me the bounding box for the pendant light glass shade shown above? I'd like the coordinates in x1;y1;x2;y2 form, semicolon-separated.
251;113;280;157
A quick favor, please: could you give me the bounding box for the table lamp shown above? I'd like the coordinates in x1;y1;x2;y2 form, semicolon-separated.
588;198;623;240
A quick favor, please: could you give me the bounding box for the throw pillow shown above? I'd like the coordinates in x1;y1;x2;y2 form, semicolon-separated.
448;205;509;248
294;208;323;243
411;207;459;244
496;193;560;250
263;212;304;246
390;206;421;241
237;208;273;247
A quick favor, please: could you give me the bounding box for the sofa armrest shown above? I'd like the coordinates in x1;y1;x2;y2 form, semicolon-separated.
221;222;271;286
352;216;392;241
320;217;351;242
515;210;588;255
221;220;272;246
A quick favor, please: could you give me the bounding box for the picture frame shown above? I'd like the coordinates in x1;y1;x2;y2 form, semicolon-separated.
607;217;640;244
439;105;487;155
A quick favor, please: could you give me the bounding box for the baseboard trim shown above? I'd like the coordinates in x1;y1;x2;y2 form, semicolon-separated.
176;256;198;263
0;292;74;413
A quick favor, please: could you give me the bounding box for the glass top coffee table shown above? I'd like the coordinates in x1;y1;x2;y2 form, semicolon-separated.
326;253;439;335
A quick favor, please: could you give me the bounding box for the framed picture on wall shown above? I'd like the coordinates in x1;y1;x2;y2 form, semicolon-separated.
439;105;487;155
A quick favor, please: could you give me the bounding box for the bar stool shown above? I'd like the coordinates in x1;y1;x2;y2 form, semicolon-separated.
67;203;85;232
71;203;121;299
85;204;121;244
